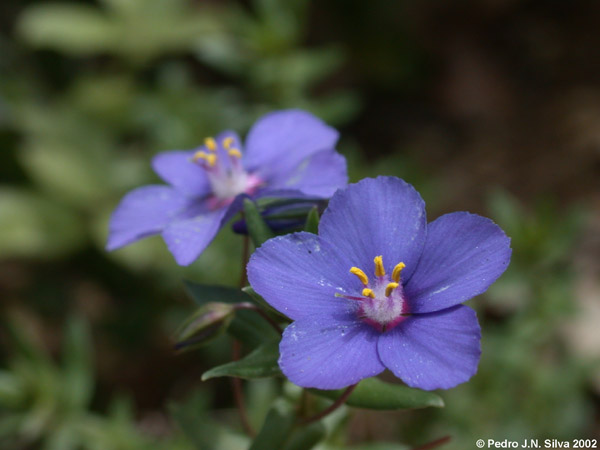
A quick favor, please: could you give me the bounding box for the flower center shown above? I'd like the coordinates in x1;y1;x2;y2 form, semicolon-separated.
192;136;263;206
347;256;409;332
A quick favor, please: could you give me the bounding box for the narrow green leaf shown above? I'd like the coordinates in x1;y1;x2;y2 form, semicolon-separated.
0;188;85;259
283;421;326;450
303;207;320;234
168;389;214;449
0;371;25;408
45;422;80;450
310;378;444;410
231;310;280;349
62;316;94;411
244;198;275;248
202;340;281;381
5;316;51;366
107;394;135;424
249;400;295;450
184;281;251;306
264;206;315;221
17;4;116;54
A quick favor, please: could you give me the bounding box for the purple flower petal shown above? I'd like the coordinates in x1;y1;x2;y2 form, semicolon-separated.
264;149;347;199
279;315;385;389
243;110;339;179
152;150;211;196
247;232;357;321
319;177;427;284
406;212;512;314
106;185;188;251
162;201;239;266
377;305;481;390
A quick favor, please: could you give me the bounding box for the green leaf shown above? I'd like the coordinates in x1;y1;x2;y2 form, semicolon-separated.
0;371;25;408
487;189;524;239
231;310;280;348
45;422;81;450
310;378;444;410
17;1;220;63
249;400;295;450
62;316;94;411
168;389;215;449
4;315;52;365
244;198;275;248
184;281;251;306
263;205;316;221
202;340;281;381
0;188;85;259
283;421;326;450
17;4;117;54
19;138;111;207
303;206;320;234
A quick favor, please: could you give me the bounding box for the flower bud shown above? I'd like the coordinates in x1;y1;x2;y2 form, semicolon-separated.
174;302;235;352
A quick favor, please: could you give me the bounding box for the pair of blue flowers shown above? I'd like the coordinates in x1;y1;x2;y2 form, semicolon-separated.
108;110;511;391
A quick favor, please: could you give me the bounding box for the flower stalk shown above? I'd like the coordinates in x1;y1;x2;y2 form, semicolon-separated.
231;340;255;437
300;384;357;425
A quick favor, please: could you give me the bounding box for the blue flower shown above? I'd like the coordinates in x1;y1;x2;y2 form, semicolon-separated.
247;177;511;390
106;110;347;265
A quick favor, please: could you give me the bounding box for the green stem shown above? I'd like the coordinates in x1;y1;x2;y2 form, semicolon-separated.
239;234;250;287
231;231;255;436
231;340;255;436
300;384;357;425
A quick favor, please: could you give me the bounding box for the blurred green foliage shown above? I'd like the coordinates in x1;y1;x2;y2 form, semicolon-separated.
0;315;195;449
0;0;595;448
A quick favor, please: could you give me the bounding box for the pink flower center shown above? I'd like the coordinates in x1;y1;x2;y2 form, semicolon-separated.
346;256;409;332
192;136;264;209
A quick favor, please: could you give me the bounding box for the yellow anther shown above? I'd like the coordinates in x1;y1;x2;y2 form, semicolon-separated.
374;255;385;277
385;282;399;297
193;150;207;161
362;288;375;298
350;267;369;285
223;137;235;149
392;262;406;283
204;137;217;152
193;151;217;167
228;148;242;159
205;154;217;167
